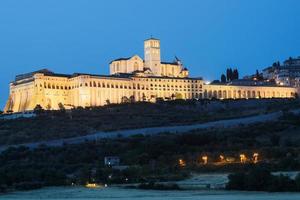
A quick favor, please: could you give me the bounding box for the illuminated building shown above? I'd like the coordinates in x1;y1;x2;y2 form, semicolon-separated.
3;38;298;113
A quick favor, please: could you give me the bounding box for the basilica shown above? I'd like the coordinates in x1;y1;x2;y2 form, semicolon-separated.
4;38;298;113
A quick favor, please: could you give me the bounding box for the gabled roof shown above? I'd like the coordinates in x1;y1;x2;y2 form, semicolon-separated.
109;57;131;64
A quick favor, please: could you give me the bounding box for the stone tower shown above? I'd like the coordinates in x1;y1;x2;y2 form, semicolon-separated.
144;38;161;76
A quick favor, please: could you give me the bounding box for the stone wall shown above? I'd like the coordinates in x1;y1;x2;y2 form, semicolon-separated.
4;74;298;113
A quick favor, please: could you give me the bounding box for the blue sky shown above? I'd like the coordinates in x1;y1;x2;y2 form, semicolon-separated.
1;0;300;108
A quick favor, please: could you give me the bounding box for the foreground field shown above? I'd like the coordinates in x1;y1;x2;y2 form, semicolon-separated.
1;187;300;200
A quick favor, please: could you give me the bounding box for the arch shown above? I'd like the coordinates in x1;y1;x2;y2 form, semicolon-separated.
223;90;227;99
242;91;246;98
208;90;212;98
247;91;251;98
218;90;222;99
228;90;232;98
252;91;256;98
233;90;237;99
257;91;261;98
213;90;218;98
237;90;241;98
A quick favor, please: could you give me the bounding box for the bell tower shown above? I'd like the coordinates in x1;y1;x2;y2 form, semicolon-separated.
144;38;161;76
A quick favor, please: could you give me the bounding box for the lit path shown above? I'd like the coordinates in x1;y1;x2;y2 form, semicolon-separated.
1;109;300;152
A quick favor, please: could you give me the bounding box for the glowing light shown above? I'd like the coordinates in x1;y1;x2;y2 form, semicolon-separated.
202;156;208;164
253;153;259;164
240;154;247;163
85;183;103;188
178;159;186;167
220;155;225;162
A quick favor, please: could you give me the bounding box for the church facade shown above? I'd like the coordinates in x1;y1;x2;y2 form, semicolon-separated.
3;38;298;113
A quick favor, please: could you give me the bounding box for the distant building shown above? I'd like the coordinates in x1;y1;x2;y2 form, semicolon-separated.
263;57;300;86
104;156;120;166
3;38;298;113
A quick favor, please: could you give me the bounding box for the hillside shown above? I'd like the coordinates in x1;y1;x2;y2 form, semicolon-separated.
0;99;299;146
1;110;300;193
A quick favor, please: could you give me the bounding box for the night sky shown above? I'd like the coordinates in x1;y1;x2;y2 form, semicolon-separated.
1;0;300;108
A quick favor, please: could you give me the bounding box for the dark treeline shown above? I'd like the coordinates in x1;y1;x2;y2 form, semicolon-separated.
220;68;239;83
227;167;300;192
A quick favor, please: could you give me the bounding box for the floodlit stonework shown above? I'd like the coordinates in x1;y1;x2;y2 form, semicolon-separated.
3;38;298;113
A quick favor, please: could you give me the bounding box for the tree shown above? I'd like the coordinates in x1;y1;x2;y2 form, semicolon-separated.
171;93;176;100
175;93;183;99
46;104;51;110
226;172;245;190
295;173;300;190
106;99;111;105
121;96;130;104
272;61;280;67
226;68;233;81
142;93;146;102
6;110;13;114
129;95;135;103
58;103;65;112
255;70;264;81
233;69;239;80
221;74;226;83
255;70;260;80
33;104;44;114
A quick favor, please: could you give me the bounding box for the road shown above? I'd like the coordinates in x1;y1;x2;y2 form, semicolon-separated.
1;109;299;152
